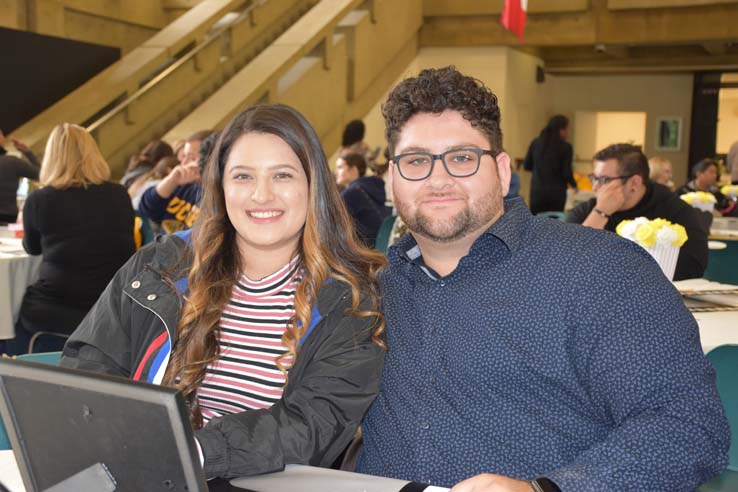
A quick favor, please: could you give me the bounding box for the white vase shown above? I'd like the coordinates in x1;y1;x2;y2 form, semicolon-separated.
691;202;715;213
644;243;680;280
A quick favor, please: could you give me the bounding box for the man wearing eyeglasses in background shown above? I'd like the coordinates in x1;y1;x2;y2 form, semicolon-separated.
566;143;707;280
355;67;728;492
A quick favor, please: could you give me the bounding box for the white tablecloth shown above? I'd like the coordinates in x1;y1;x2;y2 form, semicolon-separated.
695;311;738;354
673;278;738;353
0;450;23;492
0;238;41;340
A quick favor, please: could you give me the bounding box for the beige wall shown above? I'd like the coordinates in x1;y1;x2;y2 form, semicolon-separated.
1;0;168;52
359;46;549;156
717;88;738;154
357;46;549;202
358;49;694;199
550;73;694;184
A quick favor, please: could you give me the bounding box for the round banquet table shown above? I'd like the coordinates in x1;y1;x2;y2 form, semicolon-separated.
0;237;41;340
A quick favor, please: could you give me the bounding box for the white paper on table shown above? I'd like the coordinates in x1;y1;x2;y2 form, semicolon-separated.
0;450;25;492
673;279;738;293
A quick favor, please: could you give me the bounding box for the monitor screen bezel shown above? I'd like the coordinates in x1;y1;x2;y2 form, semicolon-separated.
0;358;208;492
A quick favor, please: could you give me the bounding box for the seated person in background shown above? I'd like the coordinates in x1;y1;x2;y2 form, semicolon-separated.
357;66;729;492
335;152;389;248
61;104;386;479
6;124;135;355
138;130;211;234
119;139;173;189
0;130;40;224
727;139;738;185
567;143;708;280
128;155;179;210
677;158;738;217
648;155;674;190
341;119;380;168
373;147;392;207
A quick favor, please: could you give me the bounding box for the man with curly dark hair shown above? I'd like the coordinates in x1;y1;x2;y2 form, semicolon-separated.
356;67;728;492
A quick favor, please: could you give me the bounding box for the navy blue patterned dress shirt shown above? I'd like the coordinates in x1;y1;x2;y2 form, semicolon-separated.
357;197;729;491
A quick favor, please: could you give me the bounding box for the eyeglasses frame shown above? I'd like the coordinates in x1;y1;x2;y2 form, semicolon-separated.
391;148;497;181
588;173;635;187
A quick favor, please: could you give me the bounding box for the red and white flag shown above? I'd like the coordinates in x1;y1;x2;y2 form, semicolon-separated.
501;0;527;42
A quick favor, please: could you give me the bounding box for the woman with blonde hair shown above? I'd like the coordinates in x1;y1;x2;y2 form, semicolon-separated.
648;156;674;190
6;123;135;355
61;105;386;479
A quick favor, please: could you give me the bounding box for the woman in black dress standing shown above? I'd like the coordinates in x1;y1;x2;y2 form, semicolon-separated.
524;115;577;214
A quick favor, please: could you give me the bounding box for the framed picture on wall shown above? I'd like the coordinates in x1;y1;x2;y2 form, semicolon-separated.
655;117;682;152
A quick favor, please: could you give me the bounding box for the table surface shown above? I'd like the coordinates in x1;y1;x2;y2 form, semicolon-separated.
710;217;738;239
0;237;42;340
0;450;23;492
0;452;448;492
673;279;738;353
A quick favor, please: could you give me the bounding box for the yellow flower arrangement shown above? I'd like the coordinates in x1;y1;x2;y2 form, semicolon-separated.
721;185;738;199
616;217;688;248
680;191;716;205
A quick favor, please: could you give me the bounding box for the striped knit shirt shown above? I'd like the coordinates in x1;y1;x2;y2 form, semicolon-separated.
198;257;301;423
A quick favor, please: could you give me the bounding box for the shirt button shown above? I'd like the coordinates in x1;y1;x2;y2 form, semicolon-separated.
147;294;157;301
131;281;141;289
420;421;430;430
439;280;446;287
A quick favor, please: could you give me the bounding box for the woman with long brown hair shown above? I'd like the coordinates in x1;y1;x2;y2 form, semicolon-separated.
61;104;386;478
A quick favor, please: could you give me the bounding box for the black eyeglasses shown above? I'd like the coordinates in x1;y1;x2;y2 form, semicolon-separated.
588;173;635;186
391;148;496;181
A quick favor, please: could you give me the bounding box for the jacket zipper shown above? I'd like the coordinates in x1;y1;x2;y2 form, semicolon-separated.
124;289;173;384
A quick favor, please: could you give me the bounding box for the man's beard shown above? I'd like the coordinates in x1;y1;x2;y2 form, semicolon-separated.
396;190;502;243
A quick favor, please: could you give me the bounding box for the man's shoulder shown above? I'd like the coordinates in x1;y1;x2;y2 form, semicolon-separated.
650;185;702;222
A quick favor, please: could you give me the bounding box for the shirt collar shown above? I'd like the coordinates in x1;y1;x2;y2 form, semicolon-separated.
391;196;532;265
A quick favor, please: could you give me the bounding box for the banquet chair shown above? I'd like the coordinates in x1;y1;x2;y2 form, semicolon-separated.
375;215;397;254
536;211;566;221
0;351;62;450
699;344;738;491
706;344;738;471
27;331;69;354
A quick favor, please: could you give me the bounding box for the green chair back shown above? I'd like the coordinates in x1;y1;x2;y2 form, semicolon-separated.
375;215;396;254
707;345;738;471
0;351;62;450
536;211;567;221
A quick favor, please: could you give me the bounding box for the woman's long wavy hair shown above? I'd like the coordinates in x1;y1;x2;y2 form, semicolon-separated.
162;104;387;428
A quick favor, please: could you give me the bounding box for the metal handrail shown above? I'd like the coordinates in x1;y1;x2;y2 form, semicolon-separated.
87;0;267;133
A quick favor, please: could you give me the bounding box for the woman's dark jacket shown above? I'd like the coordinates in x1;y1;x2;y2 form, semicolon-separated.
60;231;385;479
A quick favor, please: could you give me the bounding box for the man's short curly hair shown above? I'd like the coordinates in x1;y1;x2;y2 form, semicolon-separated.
382;66;503;156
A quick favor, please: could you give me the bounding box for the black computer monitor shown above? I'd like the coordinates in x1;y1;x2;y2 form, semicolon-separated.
0;358;208;492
